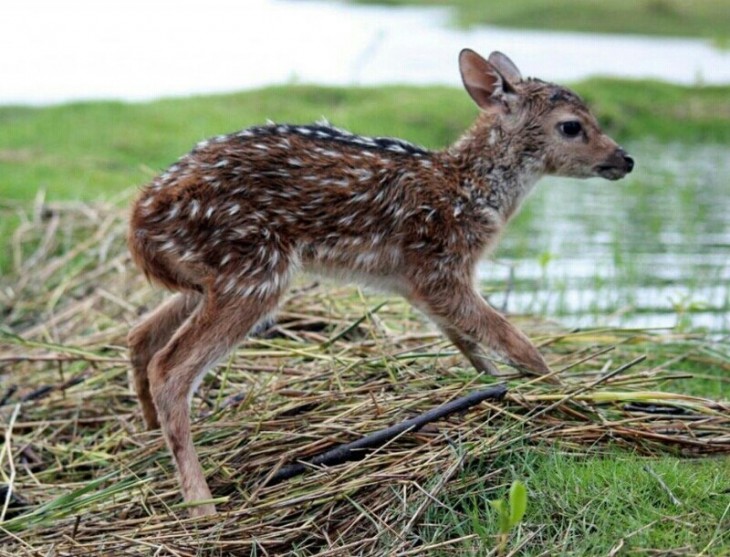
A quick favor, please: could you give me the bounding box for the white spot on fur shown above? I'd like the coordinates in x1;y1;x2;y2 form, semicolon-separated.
161;240;177;252
224;277;238;295
322;178;351;188
351;169;372;182
315;148;341;158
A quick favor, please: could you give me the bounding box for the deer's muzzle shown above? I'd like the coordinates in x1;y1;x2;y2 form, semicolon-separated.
595;148;634;180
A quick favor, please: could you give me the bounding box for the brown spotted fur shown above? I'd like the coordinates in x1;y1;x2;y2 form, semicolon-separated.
127;49;633;516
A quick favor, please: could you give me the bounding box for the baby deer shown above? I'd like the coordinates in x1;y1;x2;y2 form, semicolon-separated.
128;48;633;516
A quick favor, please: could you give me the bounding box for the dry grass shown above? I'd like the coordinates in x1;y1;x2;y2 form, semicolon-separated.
0;198;728;556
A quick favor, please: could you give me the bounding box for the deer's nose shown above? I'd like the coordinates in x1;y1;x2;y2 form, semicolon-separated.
618;148;634;173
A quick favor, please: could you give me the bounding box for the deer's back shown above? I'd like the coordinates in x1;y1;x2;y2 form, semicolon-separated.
129;124;500;293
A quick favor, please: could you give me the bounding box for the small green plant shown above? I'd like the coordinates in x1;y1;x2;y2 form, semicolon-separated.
490;480;528;556
670;293;709;332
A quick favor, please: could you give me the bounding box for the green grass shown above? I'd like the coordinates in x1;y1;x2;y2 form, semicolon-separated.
2;80;729;206
0;87;474;204
578;78;730;144
423;449;730;555
350;0;730;40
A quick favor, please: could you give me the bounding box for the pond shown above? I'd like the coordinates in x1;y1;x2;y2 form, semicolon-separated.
2;0;730;105
480;141;730;333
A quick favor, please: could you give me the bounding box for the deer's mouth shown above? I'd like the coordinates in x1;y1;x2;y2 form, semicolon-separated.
595;165;628;180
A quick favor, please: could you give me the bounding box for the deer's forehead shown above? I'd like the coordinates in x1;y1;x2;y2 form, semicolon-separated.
532;86;598;122
547;86;582;105
523;80;585;108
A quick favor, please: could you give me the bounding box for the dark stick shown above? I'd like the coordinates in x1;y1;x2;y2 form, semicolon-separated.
265;383;508;486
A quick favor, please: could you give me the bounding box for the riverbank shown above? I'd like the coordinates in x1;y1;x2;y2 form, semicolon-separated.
351;0;730;40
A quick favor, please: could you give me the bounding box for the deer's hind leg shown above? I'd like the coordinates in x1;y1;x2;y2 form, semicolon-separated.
148;279;288;516
128;292;202;429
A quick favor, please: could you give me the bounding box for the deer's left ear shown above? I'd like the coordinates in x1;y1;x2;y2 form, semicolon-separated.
459;49;519;112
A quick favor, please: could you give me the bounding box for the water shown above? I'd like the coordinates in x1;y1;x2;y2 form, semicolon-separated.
2;0;730;105
479;142;730;332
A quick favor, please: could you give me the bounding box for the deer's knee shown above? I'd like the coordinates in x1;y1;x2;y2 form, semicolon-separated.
127;323;144;361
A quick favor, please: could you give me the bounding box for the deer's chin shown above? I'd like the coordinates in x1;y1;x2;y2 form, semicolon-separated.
594;165;628;181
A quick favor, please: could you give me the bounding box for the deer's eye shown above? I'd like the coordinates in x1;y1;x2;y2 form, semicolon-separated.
559;121;583;138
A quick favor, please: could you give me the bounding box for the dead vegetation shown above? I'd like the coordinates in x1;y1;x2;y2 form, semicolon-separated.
0;198;728;555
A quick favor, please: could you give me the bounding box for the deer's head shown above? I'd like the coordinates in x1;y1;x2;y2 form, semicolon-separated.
459;49;634;181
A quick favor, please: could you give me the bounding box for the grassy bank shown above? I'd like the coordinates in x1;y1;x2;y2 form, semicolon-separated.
2;80;730;204
350;0;730;40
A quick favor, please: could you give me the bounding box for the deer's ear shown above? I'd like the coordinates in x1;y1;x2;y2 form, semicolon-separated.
459;48;519;112
487;51;522;84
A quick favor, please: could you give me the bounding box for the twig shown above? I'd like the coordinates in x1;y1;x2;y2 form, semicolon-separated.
518;354;647;424
0;386;17;406
398;452;465;543
0;404;21;522
644;465;682;506
265;384;508;485
500;264;515;313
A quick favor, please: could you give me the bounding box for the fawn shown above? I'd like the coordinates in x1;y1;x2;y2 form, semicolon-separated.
128;48;633;516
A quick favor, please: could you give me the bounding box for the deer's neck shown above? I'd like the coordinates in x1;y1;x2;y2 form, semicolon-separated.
445;114;545;220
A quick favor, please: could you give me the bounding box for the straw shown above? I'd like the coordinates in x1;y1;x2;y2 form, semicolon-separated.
0;199;727;555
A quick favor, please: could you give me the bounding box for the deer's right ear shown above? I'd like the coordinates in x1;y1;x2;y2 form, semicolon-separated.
459;48;518;112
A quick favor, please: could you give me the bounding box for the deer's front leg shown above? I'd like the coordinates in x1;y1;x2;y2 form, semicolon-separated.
408;278;549;376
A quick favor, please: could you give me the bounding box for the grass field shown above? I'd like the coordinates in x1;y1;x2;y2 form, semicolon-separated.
1;79;729;554
350;0;730;40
